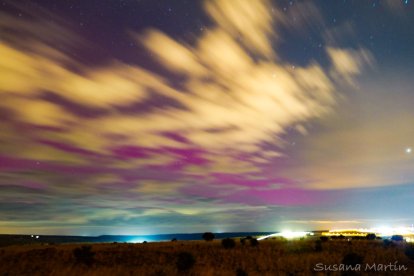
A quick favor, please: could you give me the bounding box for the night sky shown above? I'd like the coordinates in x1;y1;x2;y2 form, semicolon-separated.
1;0;414;235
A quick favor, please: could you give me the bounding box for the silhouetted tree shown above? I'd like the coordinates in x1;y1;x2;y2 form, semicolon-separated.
240;236;252;245
405;245;414;260
73;245;95;266
366;233;376;240
320;236;329;242
383;239;394;247
391;235;404;242
171;238;177;242
240;238;246;245
176;252;195;271
221;238;236;249
202;232;215;241
250;238;259;247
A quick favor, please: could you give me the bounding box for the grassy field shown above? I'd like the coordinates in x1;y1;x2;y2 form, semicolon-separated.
0;237;413;275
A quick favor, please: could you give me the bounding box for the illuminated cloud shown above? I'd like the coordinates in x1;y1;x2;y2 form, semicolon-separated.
0;42;150;107
327;47;373;85
204;0;276;57
0;0;369;164
5;0;411;235
283;75;414;190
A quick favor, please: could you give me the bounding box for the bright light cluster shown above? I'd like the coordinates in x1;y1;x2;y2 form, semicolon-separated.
325;226;414;238
128;238;151;243
258;231;311;240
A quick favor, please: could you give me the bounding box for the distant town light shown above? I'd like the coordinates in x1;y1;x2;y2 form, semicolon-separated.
280;231;310;239
323;226;414;238
258;231;310;240
128;238;151;243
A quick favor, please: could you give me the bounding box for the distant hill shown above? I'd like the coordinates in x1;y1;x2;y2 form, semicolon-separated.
0;232;277;246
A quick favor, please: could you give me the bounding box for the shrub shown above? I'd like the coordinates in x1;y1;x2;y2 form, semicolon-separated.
171;238;177;242
405;245;414;260
250;238;259;247
73;245;95;266
240;238;246;245
221;238;236;249
366;233;376;240
383;239;394;247
320;236;329;242
391;235;404;242
241;236;253;245
202;232;215;241
176;252;195;271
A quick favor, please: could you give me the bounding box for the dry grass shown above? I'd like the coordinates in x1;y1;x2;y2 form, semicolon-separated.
0;238;413;275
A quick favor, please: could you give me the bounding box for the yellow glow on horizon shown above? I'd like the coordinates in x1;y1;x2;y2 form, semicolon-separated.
323;227;414;237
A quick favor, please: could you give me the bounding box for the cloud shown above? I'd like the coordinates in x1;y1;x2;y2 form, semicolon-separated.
139;30;206;77
204;0;276;57
0;0;368;161
327;47;374;85
283;75;414;190
279;1;324;33
0;42;150;107
0;0;378;233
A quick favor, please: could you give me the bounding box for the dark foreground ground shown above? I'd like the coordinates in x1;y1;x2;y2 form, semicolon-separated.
1;238;414;275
